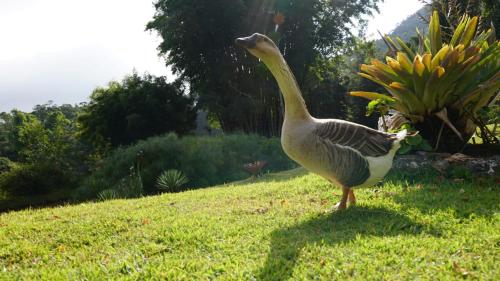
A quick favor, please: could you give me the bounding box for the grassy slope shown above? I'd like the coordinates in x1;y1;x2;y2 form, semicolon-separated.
0;168;499;280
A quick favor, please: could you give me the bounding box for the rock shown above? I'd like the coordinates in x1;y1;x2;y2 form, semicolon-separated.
465;155;500;175
392;154;432;171
446;153;474;163
431;160;450;174
393;153;499;176
416;151;452;159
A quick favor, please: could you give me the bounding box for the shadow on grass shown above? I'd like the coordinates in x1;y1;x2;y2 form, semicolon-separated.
0;189;74;213
258;206;439;280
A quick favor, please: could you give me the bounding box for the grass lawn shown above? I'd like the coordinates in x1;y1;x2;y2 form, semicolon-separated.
0;168;498;280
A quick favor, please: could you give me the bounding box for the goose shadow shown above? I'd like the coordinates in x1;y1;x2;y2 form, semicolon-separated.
257;206;440;280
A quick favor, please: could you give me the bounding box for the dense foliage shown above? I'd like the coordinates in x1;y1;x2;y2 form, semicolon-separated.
352;11;499;150
0;157;15;174
75;133;295;200
428;0;499;38
0;105;92;199
78;73;196;148
147;0;382;136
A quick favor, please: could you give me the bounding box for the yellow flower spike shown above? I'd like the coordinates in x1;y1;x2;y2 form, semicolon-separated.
412;57;426;98
397;52;413;74
422;54;432;71
413;56;425;77
436;66;445;77
431;45;450;70
386;57;403;72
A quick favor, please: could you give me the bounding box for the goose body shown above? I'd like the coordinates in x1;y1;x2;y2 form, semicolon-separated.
236;33;406;209
281;117;404;189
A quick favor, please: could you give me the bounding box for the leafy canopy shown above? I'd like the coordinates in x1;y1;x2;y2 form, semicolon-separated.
147;0;381;136
78;73;196;148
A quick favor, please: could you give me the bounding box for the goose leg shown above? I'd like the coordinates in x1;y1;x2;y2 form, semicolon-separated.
334;186;350;210
348;189;356;206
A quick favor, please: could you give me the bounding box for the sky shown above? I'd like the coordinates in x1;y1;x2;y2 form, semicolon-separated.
365;0;425;39
0;0;424;113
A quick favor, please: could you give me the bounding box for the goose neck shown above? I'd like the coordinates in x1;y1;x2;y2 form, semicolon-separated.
266;56;311;121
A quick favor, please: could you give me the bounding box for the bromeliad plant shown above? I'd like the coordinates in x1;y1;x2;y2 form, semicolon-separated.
351;11;499;150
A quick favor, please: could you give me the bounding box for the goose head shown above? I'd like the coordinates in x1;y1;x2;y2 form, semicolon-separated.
235;33;281;63
236;33;311;120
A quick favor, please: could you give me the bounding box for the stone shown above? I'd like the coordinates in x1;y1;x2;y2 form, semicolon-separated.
392;153;499;176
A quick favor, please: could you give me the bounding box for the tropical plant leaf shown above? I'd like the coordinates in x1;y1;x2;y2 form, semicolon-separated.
422;66;445;113
416;27;427;53
389;82;425;114
450;17;467;46
396;37;416;58
349;91;395;102
429;11;443;55
406;134;423;146
460;16;478;47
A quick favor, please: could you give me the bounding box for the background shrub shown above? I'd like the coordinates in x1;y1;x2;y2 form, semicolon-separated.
75;133;295;200
0;163;75;197
0;157;16;174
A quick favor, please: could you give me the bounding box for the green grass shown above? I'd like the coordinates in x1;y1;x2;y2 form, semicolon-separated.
1;168;499;280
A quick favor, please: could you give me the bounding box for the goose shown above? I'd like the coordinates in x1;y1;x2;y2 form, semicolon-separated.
235;33;407;210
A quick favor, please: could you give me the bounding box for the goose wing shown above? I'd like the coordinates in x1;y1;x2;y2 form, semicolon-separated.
313;120;396;157
313;139;371;187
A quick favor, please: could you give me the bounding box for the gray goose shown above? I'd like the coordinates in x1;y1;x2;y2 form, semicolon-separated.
236;33;407;210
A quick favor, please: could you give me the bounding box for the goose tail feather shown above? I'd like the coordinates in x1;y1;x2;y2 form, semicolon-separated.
395;129;408;141
390;129;410;152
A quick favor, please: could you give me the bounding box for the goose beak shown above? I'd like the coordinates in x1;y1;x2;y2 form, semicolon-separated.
235;35;257;49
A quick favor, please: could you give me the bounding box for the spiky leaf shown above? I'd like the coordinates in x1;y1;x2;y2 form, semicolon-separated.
429;11;443;56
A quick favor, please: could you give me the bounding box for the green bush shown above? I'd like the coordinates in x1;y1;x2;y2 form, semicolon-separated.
0;163;75;197
75;133;295;200
0;157;16;174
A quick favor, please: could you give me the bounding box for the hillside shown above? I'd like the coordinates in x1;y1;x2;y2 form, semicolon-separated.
1;168;499;280
375;7;430;51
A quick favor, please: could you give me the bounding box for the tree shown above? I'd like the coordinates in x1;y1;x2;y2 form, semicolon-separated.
31;101;83;124
0;109;93;196
147;0;381;136
78;73;196;148
0;112;14;159
427;0;499;38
